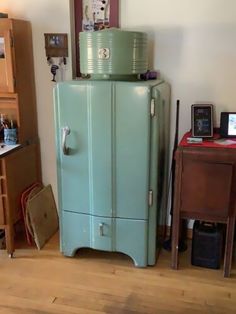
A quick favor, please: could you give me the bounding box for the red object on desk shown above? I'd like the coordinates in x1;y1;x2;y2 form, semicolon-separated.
179;131;236;149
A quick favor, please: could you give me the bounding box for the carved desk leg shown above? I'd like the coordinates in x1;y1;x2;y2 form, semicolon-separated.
223;216;235;277
5;223;14;258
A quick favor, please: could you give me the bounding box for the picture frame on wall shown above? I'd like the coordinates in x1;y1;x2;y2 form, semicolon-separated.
0;37;5;58
191;104;213;138
220;112;236;138
70;0;119;78
44;33;68;57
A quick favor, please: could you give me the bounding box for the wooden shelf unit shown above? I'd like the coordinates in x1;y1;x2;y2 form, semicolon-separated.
0;18;41;256
0;18;38;144
0;144;41;255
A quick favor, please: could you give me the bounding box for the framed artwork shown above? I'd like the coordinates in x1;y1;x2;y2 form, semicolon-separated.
44;33;68;57
71;0;119;77
220;112;236;138
0;37;5;58
191;104;213;138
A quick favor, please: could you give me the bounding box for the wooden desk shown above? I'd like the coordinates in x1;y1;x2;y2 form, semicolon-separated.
0;143;40;256
171;133;236;277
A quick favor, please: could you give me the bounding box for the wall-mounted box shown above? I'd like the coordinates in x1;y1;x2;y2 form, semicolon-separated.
44;33;68;57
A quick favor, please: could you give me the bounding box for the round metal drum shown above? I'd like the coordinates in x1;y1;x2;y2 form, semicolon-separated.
79;28;148;79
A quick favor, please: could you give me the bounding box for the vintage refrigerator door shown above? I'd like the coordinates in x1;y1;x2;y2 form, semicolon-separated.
55;81;152;221
115;82;151;220
54;81;113;217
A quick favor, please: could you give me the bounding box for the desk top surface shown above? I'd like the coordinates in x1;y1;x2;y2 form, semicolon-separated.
0;143;21;157
179;131;236;149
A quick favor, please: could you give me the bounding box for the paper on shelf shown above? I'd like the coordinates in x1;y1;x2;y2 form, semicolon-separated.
0;144;20;156
214;139;236;146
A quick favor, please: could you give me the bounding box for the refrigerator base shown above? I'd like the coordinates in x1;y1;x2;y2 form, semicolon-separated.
61;210;154;267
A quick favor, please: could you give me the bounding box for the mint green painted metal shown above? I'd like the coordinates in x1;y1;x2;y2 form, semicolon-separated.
54;81;113;217
115;218;148;267
62;211;112;255
115;82;150;220
54;79;170;267
79;29;148;78
91;216;112;251
61;211;90;256
61;211;148;267
147;82;171;265
54;82;89;214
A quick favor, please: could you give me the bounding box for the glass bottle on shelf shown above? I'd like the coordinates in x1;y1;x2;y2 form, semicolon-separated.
0;114;9;141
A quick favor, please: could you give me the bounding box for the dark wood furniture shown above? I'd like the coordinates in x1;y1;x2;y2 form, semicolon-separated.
0;18;38;143
171;133;236;277
0;144;41;256
0;19;41;256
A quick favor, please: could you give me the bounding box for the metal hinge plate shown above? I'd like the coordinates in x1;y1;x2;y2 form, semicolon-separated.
148;190;153;206
151;99;155;117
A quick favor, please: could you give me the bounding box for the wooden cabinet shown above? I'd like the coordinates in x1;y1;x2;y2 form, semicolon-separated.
0;144;41;255
171;135;236;277
0;18;41;256
0;19;38;143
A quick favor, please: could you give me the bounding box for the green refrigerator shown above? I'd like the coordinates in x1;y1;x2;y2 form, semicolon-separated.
54;79;170;267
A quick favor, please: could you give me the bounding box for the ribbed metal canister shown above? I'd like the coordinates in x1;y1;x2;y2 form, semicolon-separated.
79;28;148;79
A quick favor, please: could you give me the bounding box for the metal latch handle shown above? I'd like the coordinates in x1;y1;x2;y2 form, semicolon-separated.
99;223;104;236
61;126;70;155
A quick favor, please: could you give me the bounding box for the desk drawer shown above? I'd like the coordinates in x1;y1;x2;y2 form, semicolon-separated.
181;159;233;218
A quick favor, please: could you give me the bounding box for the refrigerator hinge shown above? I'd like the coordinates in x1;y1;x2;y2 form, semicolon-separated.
150;99;155;117
148;190;153;206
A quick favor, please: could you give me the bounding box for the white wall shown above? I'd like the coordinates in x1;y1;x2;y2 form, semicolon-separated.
0;0;72;201
0;1;236;217
121;0;236;137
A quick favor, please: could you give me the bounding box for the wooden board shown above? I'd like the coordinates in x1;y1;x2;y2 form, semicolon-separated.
26;185;58;249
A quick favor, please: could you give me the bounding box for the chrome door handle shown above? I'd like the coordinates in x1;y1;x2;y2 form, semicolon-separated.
99;223;104;236
61;126;70;155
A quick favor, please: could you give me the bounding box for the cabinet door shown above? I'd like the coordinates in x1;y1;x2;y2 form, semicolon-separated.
54;81;113;217
115;83;151;220
181;157;233;218
61;211;112;256
0;30;14;93
55;81;152;220
3;143;40;223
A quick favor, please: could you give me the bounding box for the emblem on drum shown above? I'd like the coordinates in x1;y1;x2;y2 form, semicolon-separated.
98;48;110;59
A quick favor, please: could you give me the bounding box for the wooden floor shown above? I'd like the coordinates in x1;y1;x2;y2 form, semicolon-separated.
0;233;235;314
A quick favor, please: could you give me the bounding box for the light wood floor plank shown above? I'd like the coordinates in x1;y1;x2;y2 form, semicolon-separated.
0;233;235;313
